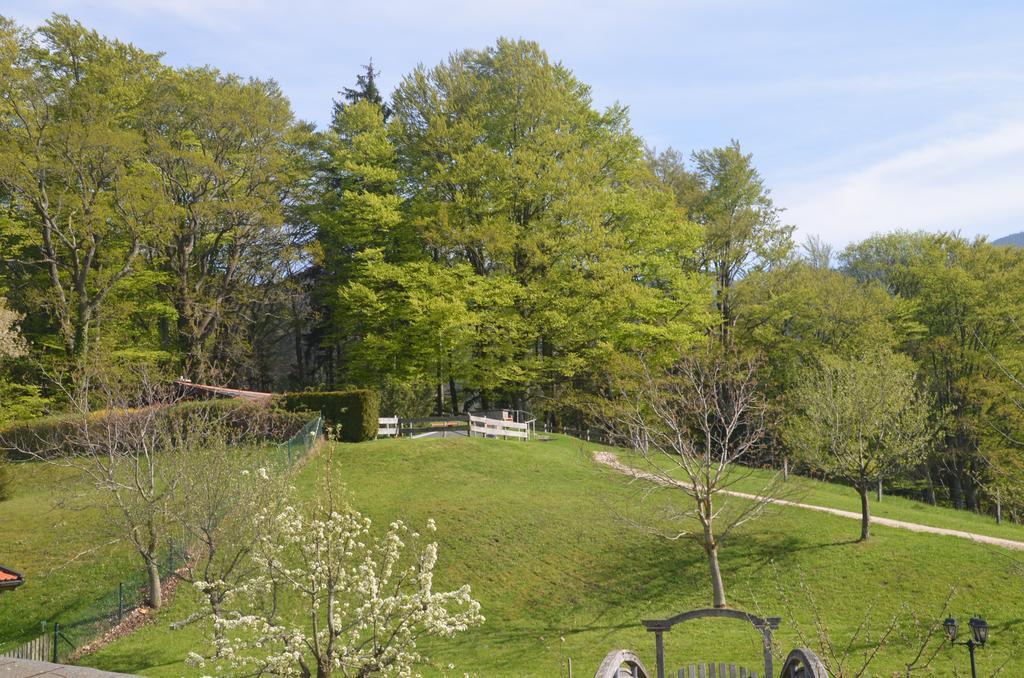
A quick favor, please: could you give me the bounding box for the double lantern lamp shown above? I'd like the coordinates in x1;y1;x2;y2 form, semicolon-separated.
943;616;988;678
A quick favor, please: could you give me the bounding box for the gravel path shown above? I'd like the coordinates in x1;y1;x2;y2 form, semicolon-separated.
593;451;1024;552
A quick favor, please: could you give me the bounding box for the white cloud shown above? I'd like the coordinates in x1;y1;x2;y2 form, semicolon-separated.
778;119;1024;247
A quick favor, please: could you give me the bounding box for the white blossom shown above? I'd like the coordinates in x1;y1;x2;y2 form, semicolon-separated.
194;502;483;677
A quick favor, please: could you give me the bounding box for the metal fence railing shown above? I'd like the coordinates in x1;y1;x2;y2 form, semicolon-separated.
0;540;188;663
542;423;613;445
279;415;323;466
1;415;324;663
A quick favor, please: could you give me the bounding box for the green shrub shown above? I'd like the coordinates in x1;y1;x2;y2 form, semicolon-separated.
0;455;11;501
281;390;380;442
0;399;310;459
162;399;309;442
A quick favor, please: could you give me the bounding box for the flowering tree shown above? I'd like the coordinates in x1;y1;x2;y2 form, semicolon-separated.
173;456;289;635
192;500;483;677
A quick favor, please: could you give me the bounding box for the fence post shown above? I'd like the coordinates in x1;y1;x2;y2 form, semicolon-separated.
52;622;59;663
118;581;124;620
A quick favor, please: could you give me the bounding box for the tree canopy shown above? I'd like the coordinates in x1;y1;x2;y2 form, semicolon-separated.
1;14;1023;526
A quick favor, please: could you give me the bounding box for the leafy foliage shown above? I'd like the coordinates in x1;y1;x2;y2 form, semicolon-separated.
281;389;381;442
785;350;933;540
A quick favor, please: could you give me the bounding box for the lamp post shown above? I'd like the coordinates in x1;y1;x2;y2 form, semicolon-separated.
944;616;988;678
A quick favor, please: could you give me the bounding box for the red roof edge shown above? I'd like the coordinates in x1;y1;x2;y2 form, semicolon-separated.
0;565;24;591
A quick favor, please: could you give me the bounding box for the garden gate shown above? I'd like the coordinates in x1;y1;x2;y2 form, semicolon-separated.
642;608;781;678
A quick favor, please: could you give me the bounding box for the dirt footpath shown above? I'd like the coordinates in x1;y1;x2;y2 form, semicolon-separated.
593;450;1024;552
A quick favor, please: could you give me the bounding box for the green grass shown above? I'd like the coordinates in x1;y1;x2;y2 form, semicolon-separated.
622;449;1024;543
70;435;1024;677
0;462;141;652
0;443;292;658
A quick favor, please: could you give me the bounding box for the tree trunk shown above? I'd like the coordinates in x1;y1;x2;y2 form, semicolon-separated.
950;467;964;510
924;464;936;505
964;476;978;512
703;522;727;608
857;485;871;541
449;375;459;415
146;558;162;609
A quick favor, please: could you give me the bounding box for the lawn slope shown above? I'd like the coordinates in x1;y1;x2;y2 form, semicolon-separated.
68;436;1024;676
0;463;141;652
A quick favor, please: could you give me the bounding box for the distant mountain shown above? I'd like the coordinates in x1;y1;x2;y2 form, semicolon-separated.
992;231;1024;247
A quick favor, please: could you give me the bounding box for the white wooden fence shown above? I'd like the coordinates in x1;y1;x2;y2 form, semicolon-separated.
469;414;529;440
377;414;535;440
377;416;399;437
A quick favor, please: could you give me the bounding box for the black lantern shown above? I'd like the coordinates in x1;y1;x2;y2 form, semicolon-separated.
945;615;987;678
968;617;988;646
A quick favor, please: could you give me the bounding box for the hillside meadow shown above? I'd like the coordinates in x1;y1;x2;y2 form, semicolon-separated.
27;435;1014;677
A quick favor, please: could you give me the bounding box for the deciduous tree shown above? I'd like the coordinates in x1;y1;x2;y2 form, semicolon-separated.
193;498;483;677
786;350;933;541
0;16;171;359
603;349;775;609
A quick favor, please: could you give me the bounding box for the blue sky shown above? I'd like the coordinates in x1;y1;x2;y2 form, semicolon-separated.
6;0;1024;248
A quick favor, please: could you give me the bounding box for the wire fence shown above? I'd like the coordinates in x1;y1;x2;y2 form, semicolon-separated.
278;414;324;468
542;423;614;446
1;414;324;664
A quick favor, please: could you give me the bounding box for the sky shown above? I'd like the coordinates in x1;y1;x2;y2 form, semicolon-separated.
6;0;1024;248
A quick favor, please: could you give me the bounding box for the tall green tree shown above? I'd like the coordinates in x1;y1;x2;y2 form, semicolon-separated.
141;66;306;381
651;142;793;348
307;96;407;388
374;38;708;414
0;15;171;359
841;232;1024;509
735;261;918;398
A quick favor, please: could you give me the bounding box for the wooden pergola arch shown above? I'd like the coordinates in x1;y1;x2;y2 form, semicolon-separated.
642;608;781;678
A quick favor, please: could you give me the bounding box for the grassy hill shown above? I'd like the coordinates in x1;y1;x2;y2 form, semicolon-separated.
6;435;1024;676
0;462;142;651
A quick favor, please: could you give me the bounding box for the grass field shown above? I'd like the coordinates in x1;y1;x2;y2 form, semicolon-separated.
0;462;141;652
46;434;1021;677
0;442;291;657
624;448;1024;543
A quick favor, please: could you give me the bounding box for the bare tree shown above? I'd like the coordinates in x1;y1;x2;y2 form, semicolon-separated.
801;234;834;270
767;565;956;678
9;372;251;609
44;379;186;608
602;349;777;609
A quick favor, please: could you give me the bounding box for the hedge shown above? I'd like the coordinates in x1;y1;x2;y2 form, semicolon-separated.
280;390;379;443
0;399;309;460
